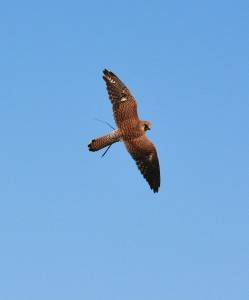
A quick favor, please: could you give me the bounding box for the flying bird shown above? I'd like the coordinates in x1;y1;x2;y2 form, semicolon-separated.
88;69;160;193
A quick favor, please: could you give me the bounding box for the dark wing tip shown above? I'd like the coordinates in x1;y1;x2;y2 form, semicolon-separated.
135;151;160;193
152;186;159;193
148;176;160;193
103;69;109;75
102;69;112;82
103;69;117;78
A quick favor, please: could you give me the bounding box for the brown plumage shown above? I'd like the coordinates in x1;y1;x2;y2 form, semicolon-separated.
88;69;160;193
88;130;122;152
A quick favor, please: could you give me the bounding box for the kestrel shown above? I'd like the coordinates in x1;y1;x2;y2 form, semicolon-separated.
88;69;160;193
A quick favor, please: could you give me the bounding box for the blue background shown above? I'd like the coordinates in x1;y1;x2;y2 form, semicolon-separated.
0;1;248;299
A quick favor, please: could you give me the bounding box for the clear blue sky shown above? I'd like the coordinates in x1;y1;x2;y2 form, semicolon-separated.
0;1;248;299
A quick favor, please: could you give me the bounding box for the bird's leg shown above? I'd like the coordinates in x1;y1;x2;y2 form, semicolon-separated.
101;144;112;158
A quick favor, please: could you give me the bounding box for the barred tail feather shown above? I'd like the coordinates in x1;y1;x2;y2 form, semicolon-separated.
88;130;121;152
88;135;112;151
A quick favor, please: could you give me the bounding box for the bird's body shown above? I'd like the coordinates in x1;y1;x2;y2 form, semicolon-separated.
88;69;160;193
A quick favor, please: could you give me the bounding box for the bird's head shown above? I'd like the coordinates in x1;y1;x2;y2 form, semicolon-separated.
141;121;152;132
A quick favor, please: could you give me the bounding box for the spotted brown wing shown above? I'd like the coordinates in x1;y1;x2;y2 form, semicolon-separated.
124;135;160;193
102;69;139;128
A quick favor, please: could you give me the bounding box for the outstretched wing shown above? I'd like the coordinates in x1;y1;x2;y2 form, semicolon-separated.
103;69;139;128
124;135;160;193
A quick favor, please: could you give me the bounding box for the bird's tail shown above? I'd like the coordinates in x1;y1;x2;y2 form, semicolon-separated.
88;130;121;152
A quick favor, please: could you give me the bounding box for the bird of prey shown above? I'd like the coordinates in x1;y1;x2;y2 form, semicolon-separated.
88;69;160;193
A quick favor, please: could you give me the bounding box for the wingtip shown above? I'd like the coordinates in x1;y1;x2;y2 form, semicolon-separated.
151;181;160;193
103;69;111;81
103;69;116;78
103;69;109;76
